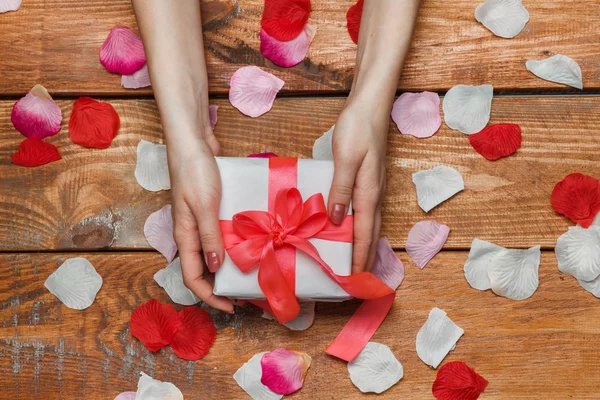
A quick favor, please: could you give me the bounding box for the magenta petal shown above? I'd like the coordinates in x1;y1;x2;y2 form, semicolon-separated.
248;152;278;158
260;24;317;68
0;0;21;13
121;64;151;89
113;392;136;400
100;25;146;75
406;220;450;269
371;237;405;290
229;66;285;118
209;105;218;130
261;348;311;395
144;204;177;263
391;92;442;138
11;85;62;139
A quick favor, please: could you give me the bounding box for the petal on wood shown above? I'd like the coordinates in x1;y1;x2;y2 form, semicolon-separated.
114;392;136;400
526;55;583;90
312;125;334;160
488;245;541;300
169;306;217;361
129;299;180;352
412;166;465;212
469;123;522;161
154;258;200;306
551;173;600;228
100;25;146;75
346;0;363;44
261;0;311;41
44;258;103;310
121;64;151;89
416;308;464;369
556;225;600;282
0;0;21;13
391;92;442;138
11;84;62;139
432;361;488;400
443;84;493;134
464;238;504;291
260;24;317;68
234;352;283;400
135;140;171;192
406;221;450;269
261;348;312;395
262;301;315;331
475;0;529;38
135;372;183;400
577;273;600;298
229;66;285;118
371;237;405;289
68;97;120;149
348;342;403;394
144;204;177;263
11;138;61;167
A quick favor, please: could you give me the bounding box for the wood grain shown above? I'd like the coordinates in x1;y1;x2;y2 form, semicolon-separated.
1;97;599;251
1;251;599;399
1;0;599;95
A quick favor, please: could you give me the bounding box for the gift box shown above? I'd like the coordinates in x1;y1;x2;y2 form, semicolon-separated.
213;157;353;302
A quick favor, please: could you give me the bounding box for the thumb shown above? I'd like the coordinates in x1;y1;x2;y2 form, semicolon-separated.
328;156;358;225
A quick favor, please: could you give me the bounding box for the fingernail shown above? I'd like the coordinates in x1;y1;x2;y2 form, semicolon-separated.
331;203;346;225
206;252;220;272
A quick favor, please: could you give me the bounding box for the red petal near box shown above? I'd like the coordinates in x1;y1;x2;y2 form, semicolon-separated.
169;306;216;360
100;25;146;75
261;0;311;41
130;299;180;352
11;138;61;167
552;173;600;228
11;84;62;139
69;97;120;149
346;0;364;44
468;124;522;161
432;361;488;400
247;152;278;158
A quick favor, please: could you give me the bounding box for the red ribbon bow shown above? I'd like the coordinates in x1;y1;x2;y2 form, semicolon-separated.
221;187;393;323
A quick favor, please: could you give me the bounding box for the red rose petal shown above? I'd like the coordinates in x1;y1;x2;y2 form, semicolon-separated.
261;0;311;41
552;173;600;228
432;361;488;400
11;138;61;167
468;123;522;161
346;0;364;44
130;299;180;352
69;97;120;149
169;306;216;361
247;152;278;158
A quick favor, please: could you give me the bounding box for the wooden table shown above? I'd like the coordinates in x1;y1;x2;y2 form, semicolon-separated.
1;1;599;398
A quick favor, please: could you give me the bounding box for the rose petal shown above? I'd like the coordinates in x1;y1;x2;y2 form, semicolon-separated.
432;361;488;400
406;221;450;269
469;123;522;160
129;299;180;352
169;306;217;361
526;54;583;90
488;245;541;300
262;301;315;331
229;66;285;118
0;0;21;13
135;372;183;400
121;64;151;89
346;0;363;44
234;352;283;400
154;258;199;306
443;84;493;134
556;225;600;282
577;273;600;298
11;138;61;167
261;0;311;41
312;125;334;160
260;24;316;68
209;105;218;130
475;0;529;39
261;348;311;395
44;257;103;310
248;152;279;158
114;392;136;400
551;173;600;228
371;237;405;290
144;204;177;263
11;84;62;139
392;92;442;138
100;25;146;75
463;238;505;291
135;140;171;192
416;308;464;369
348;342;403;394
68;97;120;149
412;165;465;212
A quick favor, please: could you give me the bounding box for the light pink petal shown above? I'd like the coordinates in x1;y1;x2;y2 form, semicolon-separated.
371;237;405;290
144;204;177;263
121;64;151;89
11;84;62;139
262;302;315;331
391;92;441;138
100;25;146;75
209;105;218;130
0;0;21;13
229;66;285;118
260;24;317;68
114;392;136;400
406;220;450;269
248;152;278;158
261;348;311;395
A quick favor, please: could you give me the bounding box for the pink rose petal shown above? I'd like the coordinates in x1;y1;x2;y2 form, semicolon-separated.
229;66;284;118
391;92;442;138
261;348;311;395
0;0;21;13
248;152;278;158
406;220;450;269
144;204;177;263
113;392;136;400
121;64;151;89
371;237;405;290
11;84;62;139
260;24;317;68
209;105;218;130
100;25;146;75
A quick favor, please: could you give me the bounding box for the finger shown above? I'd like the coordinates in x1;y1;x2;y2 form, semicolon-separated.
205;134;221;156
194;194;225;273
181;264;234;313
364;204;382;273
351;200;376;274
328;156;359;225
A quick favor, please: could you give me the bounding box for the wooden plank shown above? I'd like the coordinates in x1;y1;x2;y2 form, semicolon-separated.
1;251;599;399
1;96;599;251
1;0;599;95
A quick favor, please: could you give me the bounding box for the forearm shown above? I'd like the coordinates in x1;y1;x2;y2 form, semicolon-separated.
132;0;210;139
